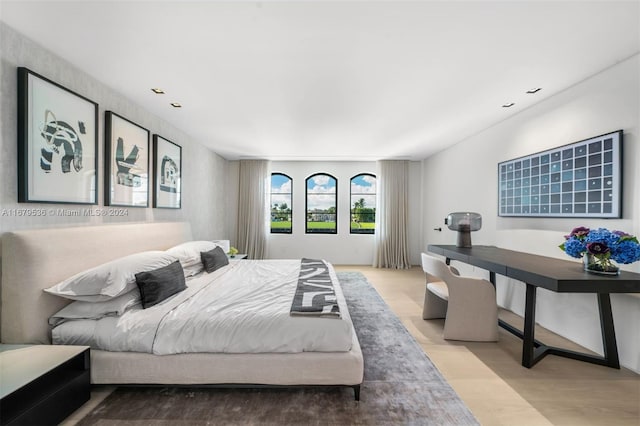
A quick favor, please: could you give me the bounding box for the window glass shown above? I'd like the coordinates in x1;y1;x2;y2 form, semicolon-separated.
350;174;376;234
271;173;292;234
306;173;337;234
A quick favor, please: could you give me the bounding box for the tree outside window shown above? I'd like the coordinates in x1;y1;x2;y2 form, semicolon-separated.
350;174;376;234
271;173;292;234
306;173;337;234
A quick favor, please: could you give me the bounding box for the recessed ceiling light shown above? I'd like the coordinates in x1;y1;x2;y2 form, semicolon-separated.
170;102;182;108
502;102;515;108
151;88;165;94
526;88;542;94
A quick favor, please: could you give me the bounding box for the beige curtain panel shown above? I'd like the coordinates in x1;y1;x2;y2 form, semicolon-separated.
236;159;270;259
373;160;411;269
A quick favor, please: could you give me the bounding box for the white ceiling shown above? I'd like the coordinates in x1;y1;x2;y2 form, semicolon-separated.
1;1;638;161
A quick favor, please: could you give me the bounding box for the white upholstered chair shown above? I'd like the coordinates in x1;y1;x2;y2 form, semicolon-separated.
421;253;498;342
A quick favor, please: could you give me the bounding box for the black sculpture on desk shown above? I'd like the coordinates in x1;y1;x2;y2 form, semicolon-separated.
445;212;482;248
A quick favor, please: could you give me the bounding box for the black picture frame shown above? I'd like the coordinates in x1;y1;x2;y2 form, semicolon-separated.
104;111;150;207
17;67;98;204
152;134;182;209
498;130;623;218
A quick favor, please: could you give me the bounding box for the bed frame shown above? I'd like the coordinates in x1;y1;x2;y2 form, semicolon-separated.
1;222;363;399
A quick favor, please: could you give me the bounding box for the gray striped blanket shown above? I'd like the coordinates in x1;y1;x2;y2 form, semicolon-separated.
290;258;341;318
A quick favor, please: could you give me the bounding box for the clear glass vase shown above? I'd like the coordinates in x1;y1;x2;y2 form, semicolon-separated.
583;253;620;276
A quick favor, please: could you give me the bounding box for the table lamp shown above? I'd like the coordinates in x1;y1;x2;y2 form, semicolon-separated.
445;212;482;248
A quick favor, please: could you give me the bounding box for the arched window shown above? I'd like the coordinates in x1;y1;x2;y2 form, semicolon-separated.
306;173;337;234
271;173;292;234
350;173;376;234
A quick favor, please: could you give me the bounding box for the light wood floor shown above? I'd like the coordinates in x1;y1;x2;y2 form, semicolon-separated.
334;265;640;426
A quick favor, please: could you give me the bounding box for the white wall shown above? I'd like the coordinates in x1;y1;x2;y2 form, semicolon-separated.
0;23;231;241
420;55;640;372
260;161;421;265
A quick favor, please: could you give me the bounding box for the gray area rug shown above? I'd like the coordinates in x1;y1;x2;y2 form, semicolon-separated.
77;272;478;425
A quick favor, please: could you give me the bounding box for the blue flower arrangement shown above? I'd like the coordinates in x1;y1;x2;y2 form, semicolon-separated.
560;227;640;271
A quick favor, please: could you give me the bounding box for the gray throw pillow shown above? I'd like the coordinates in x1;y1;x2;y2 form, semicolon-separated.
135;260;186;309
201;246;229;273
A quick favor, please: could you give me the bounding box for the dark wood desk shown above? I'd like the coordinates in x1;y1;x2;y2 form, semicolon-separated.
427;244;640;368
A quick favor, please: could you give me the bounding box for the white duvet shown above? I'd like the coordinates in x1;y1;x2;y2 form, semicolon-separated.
52;260;354;355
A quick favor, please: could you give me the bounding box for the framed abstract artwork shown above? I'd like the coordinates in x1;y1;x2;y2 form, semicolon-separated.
152;134;182;209
498;130;622;218
17;67;98;204
104;111;150;207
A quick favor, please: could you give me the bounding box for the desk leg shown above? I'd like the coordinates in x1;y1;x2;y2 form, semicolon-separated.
517;288;619;369
522;284;537;368
598;294;620;369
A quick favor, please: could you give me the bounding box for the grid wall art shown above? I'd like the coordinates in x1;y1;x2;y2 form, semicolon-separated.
498;130;622;218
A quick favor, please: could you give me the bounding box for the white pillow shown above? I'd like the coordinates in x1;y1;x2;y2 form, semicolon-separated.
44;251;177;302
48;291;141;327
166;241;219;276
182;263;205;278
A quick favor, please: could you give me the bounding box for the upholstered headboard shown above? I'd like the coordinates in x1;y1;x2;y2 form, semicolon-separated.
1;222;192;344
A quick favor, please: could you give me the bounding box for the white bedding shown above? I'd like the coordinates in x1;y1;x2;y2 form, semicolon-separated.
52;260;353;355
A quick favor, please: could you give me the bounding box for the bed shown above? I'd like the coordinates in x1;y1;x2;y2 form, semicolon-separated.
0;222;364;398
